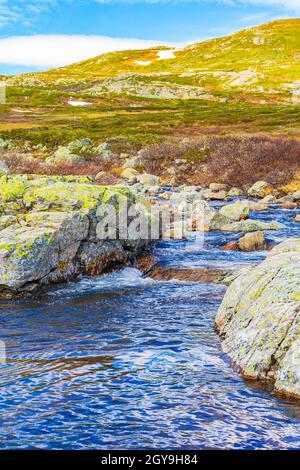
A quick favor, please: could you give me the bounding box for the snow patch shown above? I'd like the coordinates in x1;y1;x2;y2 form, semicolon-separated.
157;50;176;60
135;60;152;66
68;100;92;107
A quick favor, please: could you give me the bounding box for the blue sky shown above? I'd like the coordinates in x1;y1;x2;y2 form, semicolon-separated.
0;0;299;75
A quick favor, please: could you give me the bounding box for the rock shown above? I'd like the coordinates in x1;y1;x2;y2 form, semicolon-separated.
277;194;294;204
137;173;160;186
145;185;161;196
209;183;228;192
221;219;285;232
48;146;85;164
220;201;251;221
223;241;239;251
261;195;276;204
215;238;300;399
94;171;108;183
248;181;271;198
292;190;300;202
0;215;17;230
0;177;151;296
0;160;9;176
203;189;227;201
67;138;93;157
281;202;298;210
121;168;139;182
97;142;111;153
295;215;300;222
171;190;204;204
250;203;268;211
209;212;232;231
123;156;140;169
228;187;245;197
238;231;266;251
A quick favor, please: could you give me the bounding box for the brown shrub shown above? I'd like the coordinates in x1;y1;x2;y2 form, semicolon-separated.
206;134;300;187
139;134;300;187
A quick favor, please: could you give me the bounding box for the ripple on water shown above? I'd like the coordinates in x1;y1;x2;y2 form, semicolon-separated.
0;204;300;449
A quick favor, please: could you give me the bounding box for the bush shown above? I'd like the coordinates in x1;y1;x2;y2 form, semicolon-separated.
138;134;300;187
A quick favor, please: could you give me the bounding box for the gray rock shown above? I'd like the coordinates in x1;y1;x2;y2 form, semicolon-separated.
221;219;285;232
247;180;271;198
219;201;251;221
215;238;300;399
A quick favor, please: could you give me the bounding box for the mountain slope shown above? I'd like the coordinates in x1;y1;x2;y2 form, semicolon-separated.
10;19;299;101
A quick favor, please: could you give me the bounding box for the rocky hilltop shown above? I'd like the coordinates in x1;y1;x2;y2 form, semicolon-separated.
216;238;300;399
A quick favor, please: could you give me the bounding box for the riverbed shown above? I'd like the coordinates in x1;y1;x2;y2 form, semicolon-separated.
0;202;300;449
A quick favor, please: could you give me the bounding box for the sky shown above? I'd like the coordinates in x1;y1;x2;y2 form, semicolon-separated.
0;0;299;75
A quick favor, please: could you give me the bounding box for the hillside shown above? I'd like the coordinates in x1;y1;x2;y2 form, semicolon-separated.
0;19;300;147
9;19;300;101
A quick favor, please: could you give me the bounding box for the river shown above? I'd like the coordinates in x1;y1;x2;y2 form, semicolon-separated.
0;202;300;449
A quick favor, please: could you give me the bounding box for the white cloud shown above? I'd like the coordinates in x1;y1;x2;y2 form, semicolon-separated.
94;0;300;9
0;34;171;69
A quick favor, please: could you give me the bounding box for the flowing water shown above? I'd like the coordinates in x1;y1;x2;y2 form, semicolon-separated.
0;203;300;449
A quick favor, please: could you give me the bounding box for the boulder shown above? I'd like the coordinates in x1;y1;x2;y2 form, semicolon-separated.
215;238;300;399
221;219;284;232
261;195;276;204
248;181;271;198
0;160;9;176
219;201;250;221
48;147;85;164
138;173;160;186
250;203;268;211
209;183;228;192
228;187;245;197
67;138;93;157
281;202;298;210
121;168;139;182
292;190;300;202
209;212;233;231
238;231;266;252
295;214;300;222
0;177;151;296
203;189;227;201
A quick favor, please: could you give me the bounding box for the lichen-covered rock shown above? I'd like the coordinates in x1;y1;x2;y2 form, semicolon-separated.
0;226;59;289
215;238;300;399
220;200;251;221
0;177;150;296
47;147;85;164
248;180;271;198
221;219;284;232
